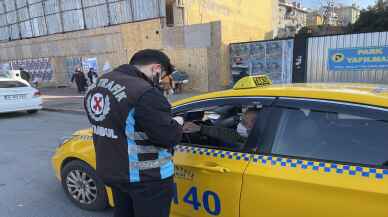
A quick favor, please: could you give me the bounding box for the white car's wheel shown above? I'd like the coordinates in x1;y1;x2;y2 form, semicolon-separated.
61;160;108;211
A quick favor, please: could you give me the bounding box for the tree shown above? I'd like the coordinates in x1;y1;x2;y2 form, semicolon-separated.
350;0;388;32
295;0;388;37
295;25;347;37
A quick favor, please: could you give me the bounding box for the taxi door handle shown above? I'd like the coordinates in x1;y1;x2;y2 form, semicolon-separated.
195;164;231;173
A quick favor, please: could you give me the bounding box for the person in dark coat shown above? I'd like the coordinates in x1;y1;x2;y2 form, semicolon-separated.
84;49;183;217
87;67;98;84
71;67;87;93
19;68;31;83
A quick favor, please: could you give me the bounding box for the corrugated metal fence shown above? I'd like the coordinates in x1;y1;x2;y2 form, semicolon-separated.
307;31;388;84
0;0;166;41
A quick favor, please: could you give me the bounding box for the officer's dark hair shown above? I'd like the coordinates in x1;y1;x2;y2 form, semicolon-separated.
130;49;173;75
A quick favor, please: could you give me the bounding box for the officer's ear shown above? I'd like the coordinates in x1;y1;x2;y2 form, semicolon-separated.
151;64;162;74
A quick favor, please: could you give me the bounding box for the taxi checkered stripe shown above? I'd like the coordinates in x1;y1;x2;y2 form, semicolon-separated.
252;155;388;180
175;145;251;161
175;145;388;180
79;135;92;141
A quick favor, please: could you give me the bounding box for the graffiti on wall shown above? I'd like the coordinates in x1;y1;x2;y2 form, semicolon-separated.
9;58;53;82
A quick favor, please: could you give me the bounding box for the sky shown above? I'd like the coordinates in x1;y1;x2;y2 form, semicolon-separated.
301;0;377;9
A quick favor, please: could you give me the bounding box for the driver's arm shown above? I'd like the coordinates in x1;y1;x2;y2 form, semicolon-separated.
199;125;246;145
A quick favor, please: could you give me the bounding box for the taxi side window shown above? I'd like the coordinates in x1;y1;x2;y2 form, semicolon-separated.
272;108;388;167
179;105;261;151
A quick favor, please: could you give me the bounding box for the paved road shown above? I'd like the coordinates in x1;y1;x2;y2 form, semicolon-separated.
0;111;112;217
40;87;199;114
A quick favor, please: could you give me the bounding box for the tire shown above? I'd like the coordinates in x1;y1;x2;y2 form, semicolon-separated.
61;160;108;211
27;110;38;114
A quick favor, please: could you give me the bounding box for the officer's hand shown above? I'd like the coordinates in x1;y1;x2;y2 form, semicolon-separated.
183;122;201;133
173;116;184;125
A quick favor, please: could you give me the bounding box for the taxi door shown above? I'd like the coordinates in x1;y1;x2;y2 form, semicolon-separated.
170;97;274;217
240;98;388;217
171;145;250;217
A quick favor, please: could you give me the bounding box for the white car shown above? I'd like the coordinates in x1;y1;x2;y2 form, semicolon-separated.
0;74;42;114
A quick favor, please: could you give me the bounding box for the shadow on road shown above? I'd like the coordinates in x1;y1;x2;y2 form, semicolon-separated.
0;111;41;119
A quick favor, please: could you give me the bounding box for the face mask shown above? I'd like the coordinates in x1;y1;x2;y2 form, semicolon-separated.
237;123;249;138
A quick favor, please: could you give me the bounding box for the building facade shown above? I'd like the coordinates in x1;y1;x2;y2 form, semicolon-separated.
165;0;278;86
336;5;360;26
277;0;308;38
0;0;166;42
307;11;323;26
0;0;277;91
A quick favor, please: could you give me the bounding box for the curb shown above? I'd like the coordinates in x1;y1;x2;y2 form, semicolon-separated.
42;107;85;115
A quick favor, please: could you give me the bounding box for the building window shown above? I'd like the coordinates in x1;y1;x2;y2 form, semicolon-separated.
166;0;174;26
0;0;166;42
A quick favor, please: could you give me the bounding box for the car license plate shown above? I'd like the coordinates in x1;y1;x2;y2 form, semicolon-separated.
4;94;26;100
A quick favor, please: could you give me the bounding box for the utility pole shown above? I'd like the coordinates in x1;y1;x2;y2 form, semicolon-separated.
321;0;338;25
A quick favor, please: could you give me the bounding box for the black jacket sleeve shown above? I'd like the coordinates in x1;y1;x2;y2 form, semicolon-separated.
200;125;246;145
134;88;182;148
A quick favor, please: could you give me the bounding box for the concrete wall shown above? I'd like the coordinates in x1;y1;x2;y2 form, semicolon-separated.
0;22;128;86
0;19;163;87
162;22;221;91
177;0;278;87
0;18;221;92
0;1;278;91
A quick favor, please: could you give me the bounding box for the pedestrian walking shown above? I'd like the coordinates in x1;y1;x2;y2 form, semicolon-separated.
71;67;87;93
84;49;183;217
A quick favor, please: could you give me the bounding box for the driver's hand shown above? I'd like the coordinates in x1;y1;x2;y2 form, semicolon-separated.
182;122;201;133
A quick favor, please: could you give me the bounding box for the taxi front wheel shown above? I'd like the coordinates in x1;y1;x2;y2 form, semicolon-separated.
61;160;108;211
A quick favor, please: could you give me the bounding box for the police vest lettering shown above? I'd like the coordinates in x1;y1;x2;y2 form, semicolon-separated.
97;78;127;102
92;125;118;139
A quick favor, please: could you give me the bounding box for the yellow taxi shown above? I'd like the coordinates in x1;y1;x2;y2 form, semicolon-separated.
52;76;388;216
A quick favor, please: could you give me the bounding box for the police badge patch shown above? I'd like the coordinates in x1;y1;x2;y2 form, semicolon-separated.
87;93;111;122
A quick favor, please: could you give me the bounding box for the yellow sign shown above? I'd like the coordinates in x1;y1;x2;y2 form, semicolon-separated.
332;53;345;63
233;75;272;90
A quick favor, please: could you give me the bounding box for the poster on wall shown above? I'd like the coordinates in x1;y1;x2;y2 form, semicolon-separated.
82;57;98;74
9;58;53;82
0;63;10;73
230;39;294;84
328;46;388;71
64;57;82;82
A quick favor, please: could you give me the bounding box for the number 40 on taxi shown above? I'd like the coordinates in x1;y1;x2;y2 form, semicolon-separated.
172;184;221;216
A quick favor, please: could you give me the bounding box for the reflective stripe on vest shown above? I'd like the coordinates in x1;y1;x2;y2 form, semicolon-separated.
127;144;163;154
129;157;172;170
125;109;173;181
126;131;149;141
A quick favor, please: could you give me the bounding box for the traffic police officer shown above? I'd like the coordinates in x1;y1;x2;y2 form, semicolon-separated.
84;49;183;217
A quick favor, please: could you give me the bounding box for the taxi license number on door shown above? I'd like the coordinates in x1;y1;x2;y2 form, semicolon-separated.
173;184;222;216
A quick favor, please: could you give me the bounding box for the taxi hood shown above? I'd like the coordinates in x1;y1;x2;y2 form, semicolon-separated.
72;128;93;136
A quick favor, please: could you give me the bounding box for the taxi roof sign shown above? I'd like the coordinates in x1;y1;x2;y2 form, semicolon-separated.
233;75;272;90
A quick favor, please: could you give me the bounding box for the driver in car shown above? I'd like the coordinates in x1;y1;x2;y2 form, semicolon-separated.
183;108;259;149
